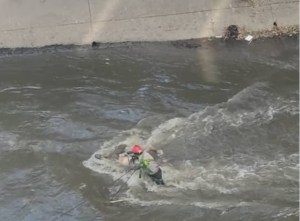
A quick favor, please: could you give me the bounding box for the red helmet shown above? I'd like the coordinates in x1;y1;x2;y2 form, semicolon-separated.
131;145;143;154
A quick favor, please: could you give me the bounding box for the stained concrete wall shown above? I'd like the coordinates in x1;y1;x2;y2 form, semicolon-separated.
0;0;298;48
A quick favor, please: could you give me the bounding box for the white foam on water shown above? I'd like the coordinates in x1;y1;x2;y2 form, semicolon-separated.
105;151;299;214
83;82;298;209
0;132;18;151
272;207;299;219
146;117;186;148
123;196;229;209
117;188;257;210
0;86;42;93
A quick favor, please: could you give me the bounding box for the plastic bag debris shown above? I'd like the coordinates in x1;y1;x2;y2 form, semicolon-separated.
245;35;253;44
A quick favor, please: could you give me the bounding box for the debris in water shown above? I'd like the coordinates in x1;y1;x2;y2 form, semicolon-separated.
245;35;253;44
109;199;124;204
79;183;87;190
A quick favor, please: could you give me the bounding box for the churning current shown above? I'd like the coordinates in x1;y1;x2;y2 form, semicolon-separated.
0;38;298;221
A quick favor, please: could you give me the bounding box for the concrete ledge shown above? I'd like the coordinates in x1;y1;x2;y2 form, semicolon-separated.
212;5;275;35
271;2;299;26
87;11;214;43
0;0;298;48
0;0;90;31
0;24;91;48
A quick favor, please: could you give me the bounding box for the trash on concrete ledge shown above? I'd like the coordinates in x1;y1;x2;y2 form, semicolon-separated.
225;25;239;40
245;35;253;44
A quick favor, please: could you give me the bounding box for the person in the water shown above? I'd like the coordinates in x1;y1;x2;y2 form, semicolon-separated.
127;145;165;185
95;144;165;185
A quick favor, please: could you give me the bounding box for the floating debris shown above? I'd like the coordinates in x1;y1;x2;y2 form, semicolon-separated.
79;183;87;190
245;35;254;44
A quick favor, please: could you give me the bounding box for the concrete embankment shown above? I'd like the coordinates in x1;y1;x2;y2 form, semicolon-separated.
0;0;299;48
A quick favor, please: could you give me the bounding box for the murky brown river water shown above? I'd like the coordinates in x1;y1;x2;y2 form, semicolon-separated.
0;38;298;221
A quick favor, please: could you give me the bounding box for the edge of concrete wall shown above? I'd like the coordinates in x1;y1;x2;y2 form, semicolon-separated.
0;0;299;48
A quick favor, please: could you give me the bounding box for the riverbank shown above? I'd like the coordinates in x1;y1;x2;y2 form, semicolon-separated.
0;33;298;58
0;0;298;48
237;24;299;39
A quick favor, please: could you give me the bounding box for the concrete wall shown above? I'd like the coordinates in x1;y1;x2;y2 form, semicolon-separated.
0;0;298;48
